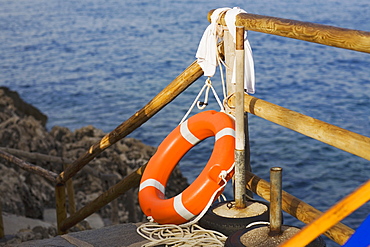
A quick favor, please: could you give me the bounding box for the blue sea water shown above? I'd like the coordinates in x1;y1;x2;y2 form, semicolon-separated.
0;0;369;245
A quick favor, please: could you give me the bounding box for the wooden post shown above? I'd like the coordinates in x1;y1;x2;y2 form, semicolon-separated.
280;179;370;247
234;26;246;208
55;183;67;235
0;196;4;239
64;164;76;216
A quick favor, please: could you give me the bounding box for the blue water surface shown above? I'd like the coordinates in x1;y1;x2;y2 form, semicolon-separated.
1;0;369;245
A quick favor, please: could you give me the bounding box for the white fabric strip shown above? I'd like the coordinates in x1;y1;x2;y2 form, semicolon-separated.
180;120;200;145
215;127;235;141
195;7;231;76
139;179;165;195
174;194;195;220
225;7;255;94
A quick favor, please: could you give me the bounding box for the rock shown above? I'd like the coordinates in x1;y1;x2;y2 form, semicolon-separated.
0;86;189;244
0;87;47;126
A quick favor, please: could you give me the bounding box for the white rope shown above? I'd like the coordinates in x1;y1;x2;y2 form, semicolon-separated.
180;24;228;125
137;223;227;247
179;77;224;125
245;221;270;229
137;168;233;246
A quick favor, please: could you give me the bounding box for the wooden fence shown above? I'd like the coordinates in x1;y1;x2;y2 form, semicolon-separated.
1;10;369;246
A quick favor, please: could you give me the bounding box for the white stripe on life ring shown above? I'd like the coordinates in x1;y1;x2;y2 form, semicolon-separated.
139;179;165;195
215;127;235;141
173;193;195;220
180;120;200;145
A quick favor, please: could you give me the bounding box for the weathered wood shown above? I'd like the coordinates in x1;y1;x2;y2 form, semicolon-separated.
0;149;57;182
0;196;4;239
227;94;370;161
64;164;76;216
209;10;370;54
245;171;354;245
57;60;203;184
59;164;146;232
280;179;370;246
55;183;67;235
236;13;370;54
0;147;121;183
0;147;72;165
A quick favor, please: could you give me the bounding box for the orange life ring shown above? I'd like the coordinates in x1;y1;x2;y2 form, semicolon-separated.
139;110;235;225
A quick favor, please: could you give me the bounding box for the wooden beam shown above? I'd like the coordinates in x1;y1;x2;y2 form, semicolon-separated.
208;10;370;54
59;164;146;232
57;60;203;184
55;183;67;235
236;13;370;54
227;94;370;161
0;149;57;182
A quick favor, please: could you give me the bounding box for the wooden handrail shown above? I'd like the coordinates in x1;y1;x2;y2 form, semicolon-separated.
0;147;120;181
57;60;203;185
245;170;354;245
236;13;370;54
227;94;370;161
208;10;370;54
59;164;146;232
0;149;57;182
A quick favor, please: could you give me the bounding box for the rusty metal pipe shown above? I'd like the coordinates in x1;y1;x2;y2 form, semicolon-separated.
270;167;283;235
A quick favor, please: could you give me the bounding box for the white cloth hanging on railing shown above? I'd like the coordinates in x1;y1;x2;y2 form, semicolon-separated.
225;7;255;94
195;7;255;94
196;7;231;77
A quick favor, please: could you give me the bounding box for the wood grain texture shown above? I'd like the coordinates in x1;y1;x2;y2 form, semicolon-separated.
227;94;370;161
236;13;370;53
0;149;57;182
57;60;203;184
59;164;146;232
208;10;370;53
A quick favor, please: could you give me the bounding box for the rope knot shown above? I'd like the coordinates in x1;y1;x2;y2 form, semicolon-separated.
147;216;155;223
219;170;228;179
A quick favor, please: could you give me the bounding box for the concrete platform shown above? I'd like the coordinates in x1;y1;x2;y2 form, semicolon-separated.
6;223;149;247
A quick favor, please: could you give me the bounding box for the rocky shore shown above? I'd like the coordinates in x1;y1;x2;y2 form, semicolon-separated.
0;87;189;245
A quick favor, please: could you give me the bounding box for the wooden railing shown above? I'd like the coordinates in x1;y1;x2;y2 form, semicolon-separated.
1;10;369;246
208;10;370;54
54;59;204;234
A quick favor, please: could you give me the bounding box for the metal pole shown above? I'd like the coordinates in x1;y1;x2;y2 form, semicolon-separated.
270;167;283;234
234;26;246;208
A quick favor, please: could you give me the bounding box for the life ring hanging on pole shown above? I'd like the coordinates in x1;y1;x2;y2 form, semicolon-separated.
139;110;235;225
